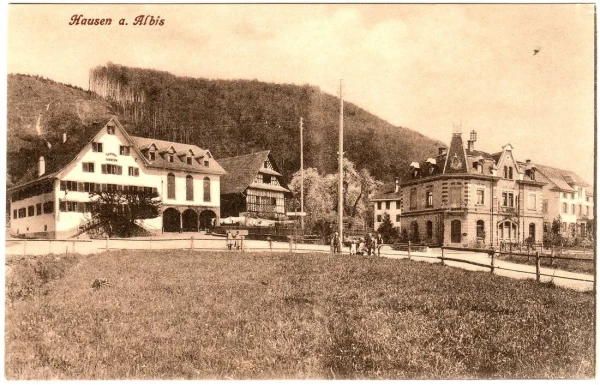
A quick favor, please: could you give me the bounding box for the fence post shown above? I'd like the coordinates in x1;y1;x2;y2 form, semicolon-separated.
536;251;541;283
73;241;76;254
509;242;512;259
490;250;495;275
550;246;554;266
440;247;445;266
106;235;109;251
23;241;26;256
408;241;411;260
191;236;194;250
49;240;52;255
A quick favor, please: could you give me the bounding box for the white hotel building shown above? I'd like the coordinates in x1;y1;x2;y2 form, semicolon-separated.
8;116;225;239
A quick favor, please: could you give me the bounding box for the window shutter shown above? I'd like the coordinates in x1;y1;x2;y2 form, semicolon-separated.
101;164;107;174
59;201;66;211
117;166;122;175
78;182;84;192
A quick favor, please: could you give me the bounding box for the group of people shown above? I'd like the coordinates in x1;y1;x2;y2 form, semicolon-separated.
225;230;243;250
330;231;384;256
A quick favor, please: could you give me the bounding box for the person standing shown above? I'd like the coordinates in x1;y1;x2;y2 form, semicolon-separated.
226;230;233;250
233;231;240;250
331;232;340;253
365;232;373;256
376;233;384;256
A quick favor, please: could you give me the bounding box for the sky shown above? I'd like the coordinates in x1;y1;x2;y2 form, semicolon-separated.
6;3;596;184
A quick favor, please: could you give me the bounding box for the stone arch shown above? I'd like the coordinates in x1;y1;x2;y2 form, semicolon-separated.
163;207;181;232
199;209;217;230
182;209;198;232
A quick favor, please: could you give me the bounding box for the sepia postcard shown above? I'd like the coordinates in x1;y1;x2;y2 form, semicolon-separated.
4;2;596;380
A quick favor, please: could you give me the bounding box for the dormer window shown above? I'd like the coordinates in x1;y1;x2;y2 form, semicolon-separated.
149;151;156;161
204;160;209;167
264;161;269;168
107;125;115;135
168;154;174;163
187;156;192;165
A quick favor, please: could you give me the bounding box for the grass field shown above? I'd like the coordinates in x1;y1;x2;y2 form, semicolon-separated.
5;250;595;379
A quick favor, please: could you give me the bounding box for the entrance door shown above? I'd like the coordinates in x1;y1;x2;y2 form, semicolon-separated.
182;209;198;232
451;220;461;243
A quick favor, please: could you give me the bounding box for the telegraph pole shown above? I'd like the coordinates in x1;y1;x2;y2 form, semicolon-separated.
300;116;304;230
338;80;344;252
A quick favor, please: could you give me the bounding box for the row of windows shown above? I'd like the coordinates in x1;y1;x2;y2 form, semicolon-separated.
562;203;591;216
82;162;139;176
60;180;157;195
376;201;401;210
167;174;211;202
13;201;54;219
11;182;54;202
144;147;210;167
376;214;402;222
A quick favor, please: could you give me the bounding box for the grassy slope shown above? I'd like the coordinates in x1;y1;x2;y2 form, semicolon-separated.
5;251;594;379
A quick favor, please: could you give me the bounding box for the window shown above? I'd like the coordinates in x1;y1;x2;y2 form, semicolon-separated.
186;175;194;201
149;151;156;161
168;154;174;163
385;201;391;210
571;193;575;200
426;221;433;239
476;189;484;205
36;203;42;216
409;190;417;209
43;201;54;214
396;200;401;209
83;182;95;192
476;220;485;239
60;201;78;212
542;199;549;214
27;205;34;216
82;162;95;173
451;220;461;243
187;156;192;165
107;125;115;135
579;205;582;215
101;164;122;175
377;202;382;210
204;160;209;167
502;191;514;207
529;223;536;242
528;193;537;210
426;191;433;208
504;166;508;179
264;175;272;184
203;177;211;201
18;208;26;218
449;186;461;205
508;167;513;179
563;202;568;213
167;173;175;199
377;215;382;222
396;214;401;222
13;209;17;219
128;167;140;177
263;160;269;168
571;204;575;214
92;142;103;153
119;146;130;156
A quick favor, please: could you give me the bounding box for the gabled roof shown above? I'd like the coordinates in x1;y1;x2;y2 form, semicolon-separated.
217;150;290;195
10;116;226;191
532;163;589;191
13;118;113;188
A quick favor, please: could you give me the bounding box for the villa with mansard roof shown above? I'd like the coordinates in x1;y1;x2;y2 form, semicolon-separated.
8;116;226;238
393;129;546;247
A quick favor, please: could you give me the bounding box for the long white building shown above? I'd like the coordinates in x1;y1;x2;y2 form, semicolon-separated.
8;116;226;239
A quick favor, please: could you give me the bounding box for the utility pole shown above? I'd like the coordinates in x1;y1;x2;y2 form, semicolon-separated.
338;80;344;252
300;116;304;230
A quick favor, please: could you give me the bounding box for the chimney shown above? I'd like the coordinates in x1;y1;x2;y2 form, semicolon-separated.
38;156;45;177
62;132;67;143
394;177;399;193
467;130;477;152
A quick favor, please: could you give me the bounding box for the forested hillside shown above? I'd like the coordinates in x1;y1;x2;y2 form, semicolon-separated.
8;65;445;185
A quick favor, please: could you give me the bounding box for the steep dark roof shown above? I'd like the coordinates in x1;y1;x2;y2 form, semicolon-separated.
218;151;290;195
443;133;469;174
372;182;402;200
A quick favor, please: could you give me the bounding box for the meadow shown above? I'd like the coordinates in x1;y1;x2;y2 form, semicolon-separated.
5;250;595;379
